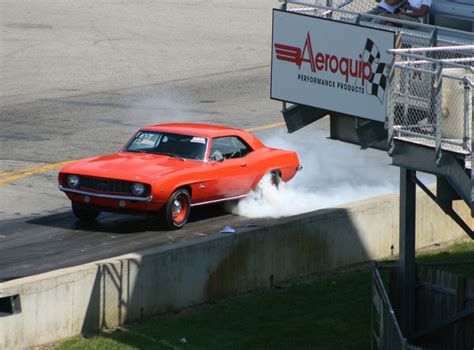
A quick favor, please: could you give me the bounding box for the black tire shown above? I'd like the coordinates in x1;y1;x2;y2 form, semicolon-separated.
160;188;191;230
270;171;281;189
256;171;281;192
72;202;100;222
253;171;281;203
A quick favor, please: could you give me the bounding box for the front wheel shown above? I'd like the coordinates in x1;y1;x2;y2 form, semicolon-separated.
160;188;191;230
72;202;100;222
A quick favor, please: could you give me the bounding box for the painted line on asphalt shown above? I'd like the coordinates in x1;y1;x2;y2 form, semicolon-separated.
245;121;286;133
0;161;73;185
0;121;287;185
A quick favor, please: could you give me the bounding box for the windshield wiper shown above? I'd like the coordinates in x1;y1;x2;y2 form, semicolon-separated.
153;151;188;161
124;149;185;160
154;152;178;157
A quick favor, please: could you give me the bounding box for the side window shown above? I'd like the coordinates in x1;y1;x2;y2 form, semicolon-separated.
233;137;252;158
210;137;252;160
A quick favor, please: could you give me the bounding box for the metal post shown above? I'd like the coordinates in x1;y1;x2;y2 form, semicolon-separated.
467;80;474;217
454;276;466;349
462;79;470;150
326;0;333;18
399;167;416;338
434;67;443;165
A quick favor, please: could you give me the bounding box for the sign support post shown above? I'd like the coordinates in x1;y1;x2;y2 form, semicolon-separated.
399;167;416;338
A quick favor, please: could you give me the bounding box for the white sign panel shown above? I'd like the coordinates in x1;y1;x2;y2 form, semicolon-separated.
271;10;395;122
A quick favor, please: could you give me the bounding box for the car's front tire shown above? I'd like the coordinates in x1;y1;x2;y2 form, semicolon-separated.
160;188;191;230
72;202;100;222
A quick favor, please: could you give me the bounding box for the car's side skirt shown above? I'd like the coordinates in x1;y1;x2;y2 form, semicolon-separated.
191;194;249;207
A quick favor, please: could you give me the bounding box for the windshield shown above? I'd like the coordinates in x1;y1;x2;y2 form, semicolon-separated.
124;131;208;161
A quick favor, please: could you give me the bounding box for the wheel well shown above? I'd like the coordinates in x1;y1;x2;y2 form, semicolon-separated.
269;169;281;180
175;185;192;198
253;170;281;188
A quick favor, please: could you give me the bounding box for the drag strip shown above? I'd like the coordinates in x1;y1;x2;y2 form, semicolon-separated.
0;204;266;281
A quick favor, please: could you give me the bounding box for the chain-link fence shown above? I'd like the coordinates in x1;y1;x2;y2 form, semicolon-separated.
387;46;474;156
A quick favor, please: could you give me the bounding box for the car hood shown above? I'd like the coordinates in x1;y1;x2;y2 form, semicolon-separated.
61;152;203;182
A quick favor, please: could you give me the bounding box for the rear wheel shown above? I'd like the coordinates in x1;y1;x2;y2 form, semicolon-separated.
160;188;191;230
256;171;281;192
270;171;281;189
71;202;100;222
253;171;281;202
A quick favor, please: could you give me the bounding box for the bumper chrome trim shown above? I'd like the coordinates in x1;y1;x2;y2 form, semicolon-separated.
59;185;153;202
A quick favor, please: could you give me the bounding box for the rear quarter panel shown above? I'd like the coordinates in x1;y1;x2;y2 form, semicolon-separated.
248;147;300;188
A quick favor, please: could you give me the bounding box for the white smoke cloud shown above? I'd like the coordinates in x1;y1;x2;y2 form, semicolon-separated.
131;92;195;125
233;125;401;218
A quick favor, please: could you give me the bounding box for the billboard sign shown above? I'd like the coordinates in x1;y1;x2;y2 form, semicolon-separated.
271;10;395;122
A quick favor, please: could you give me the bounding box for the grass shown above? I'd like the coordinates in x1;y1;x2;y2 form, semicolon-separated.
58;241;474;350
417;241;474;277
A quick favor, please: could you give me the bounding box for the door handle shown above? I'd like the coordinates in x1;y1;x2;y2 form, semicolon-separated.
241;163;247;167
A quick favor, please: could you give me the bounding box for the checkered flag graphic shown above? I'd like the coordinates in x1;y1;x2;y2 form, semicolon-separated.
362;39;387;104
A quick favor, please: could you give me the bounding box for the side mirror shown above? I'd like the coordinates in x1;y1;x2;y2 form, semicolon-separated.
210;150;224;162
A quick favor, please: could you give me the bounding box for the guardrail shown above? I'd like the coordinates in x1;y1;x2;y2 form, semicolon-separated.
387;46;474;161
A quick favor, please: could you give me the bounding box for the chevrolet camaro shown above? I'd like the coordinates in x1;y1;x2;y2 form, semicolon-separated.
58;123;302;229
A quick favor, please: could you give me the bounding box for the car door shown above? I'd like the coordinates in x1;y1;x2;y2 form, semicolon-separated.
205;136;254;199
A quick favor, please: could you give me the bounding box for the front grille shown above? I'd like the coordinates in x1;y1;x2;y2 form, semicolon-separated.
79;176;134;194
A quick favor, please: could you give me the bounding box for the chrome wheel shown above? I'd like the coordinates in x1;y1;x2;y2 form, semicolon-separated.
161;188;191;230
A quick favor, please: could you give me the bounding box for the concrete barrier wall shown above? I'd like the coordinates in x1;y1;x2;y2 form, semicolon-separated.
0;190;471;348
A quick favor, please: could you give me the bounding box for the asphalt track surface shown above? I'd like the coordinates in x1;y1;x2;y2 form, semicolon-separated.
0;205;271;281
0;0;403;281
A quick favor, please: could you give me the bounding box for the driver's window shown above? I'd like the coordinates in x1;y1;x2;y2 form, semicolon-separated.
209;137;252;160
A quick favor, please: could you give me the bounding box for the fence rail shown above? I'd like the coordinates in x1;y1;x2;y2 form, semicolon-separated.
372;264;421;350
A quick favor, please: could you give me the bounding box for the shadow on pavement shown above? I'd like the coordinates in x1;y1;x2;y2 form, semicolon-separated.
25;204;230;234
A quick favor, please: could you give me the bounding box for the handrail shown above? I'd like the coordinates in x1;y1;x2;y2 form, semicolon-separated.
391;45;474;53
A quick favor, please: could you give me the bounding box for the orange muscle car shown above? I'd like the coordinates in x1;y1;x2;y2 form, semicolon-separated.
58;123;302;229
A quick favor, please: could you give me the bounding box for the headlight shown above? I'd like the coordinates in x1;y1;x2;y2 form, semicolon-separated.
67;175;80;188
132;183;145;196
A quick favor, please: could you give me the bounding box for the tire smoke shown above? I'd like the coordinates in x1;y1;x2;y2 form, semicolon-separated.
233;126;399;218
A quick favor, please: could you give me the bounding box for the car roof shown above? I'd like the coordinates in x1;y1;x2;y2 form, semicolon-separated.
141;123;265;148
142;123;241;136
